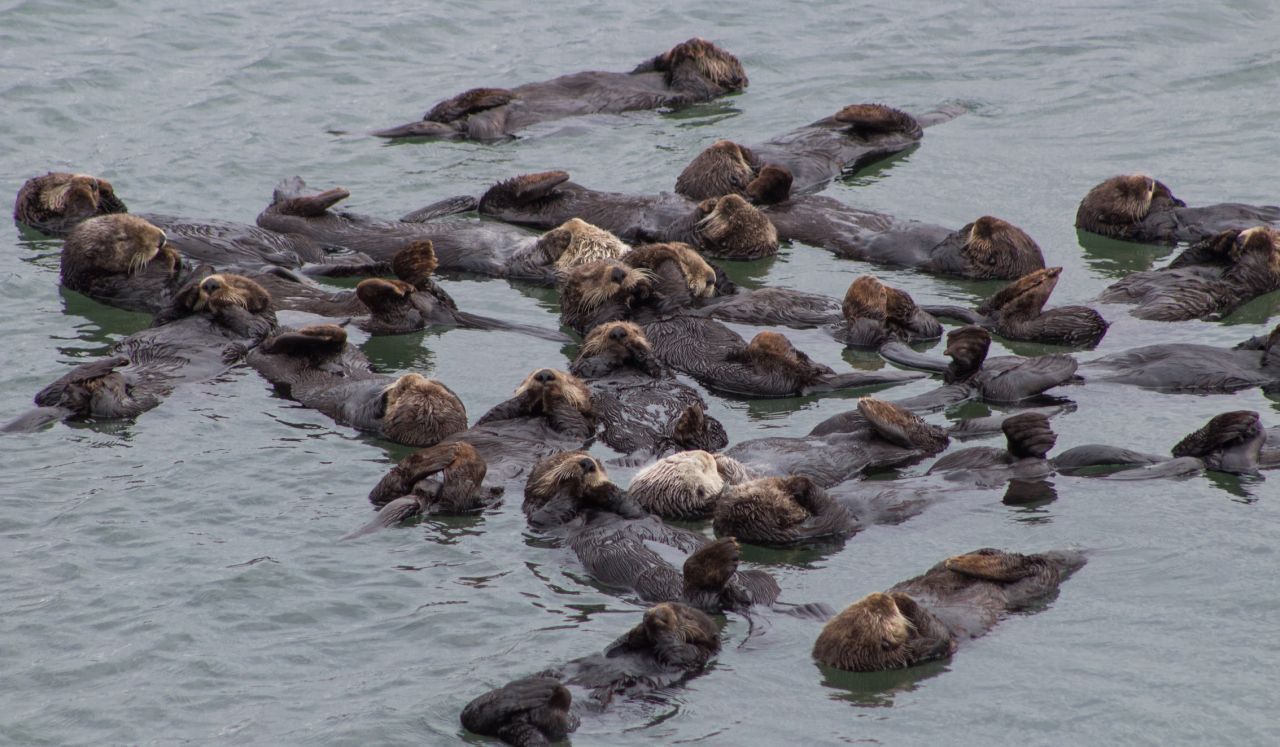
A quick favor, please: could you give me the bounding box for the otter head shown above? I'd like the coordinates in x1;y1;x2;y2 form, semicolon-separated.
1000;412;1057;459
691;195;778;260
943;326;992;384
15;172;127;232
857;397;950;454
624;242;718;299
674;140;758;202
558;259;654;334
629;450;725;519
177;273;272;315
746;165;794;206
522;451;614;517
937;216;1047;280
812;591;955;672
33;356;139;419
514;368;594;421
842;275;889;323
1171;410;1265;475
611;601;721;670
978;267;1063;319
643;38;747;95
1226;226;1280;289
459;676;577;747
380;373;468;447
533;218;630;273
730;331;823;383
61;214;178;281
832;103;924;140
355;278;421;323
1075;174;1185;238
572;321;660;378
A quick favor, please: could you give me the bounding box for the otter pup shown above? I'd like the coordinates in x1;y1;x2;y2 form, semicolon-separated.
477;171;779;260
245;324;467;447
814;548;1085;672
6;272;277;431
712;475;859;546
834;274;942;348
342;443;503;539
460;602;720;746
375;37;747;140
569;321;727;456
1098;226;1280;321
1053;410;1268;478
59;214;185;314
1075;174;1280;244
923;267;1110;347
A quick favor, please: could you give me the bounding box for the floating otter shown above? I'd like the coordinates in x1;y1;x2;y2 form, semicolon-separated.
626;449;751;519
925;412;1058;487
569;321;726;456
375;37;747;140
1054;410;1268;478
257;177;631;282
711;474;858;546
5;272;277;431
1075;174;1280;244
460;602;720;746
59;214;185;314
15;172;376;274
477;171;779;260
833;274;942;348
723;397;951;488
813;547;1085;672
922;267;1110;347
1080;323;1280;393
1097;226;1280;321
244;324;467;447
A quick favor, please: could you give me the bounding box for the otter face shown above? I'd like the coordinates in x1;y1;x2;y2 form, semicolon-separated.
559;260;654;333
187;273;272;314
575;321;658;376
534;218;630;273
951;216;1047;280
515;367;594;419
380;373;468;447
1000;412;1057;459
813;591;954;672
979;267;1063;319
61;214;177;280
624;242;718;298
692;195;778;260
642;600;721;651
523;450;613;513
1232;226;1280;282
713;477;811;538
654;38;748;93
1075;174;1185;237
15;172;127;231
832;103;924;140
629;450;724;519
674;140;758;202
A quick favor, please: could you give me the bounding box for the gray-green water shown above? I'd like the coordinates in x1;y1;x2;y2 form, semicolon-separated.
3;1;1278;744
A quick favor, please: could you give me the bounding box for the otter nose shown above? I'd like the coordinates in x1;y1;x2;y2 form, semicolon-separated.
609;267;627;283
578;458;596;473
608;326;628;341
534;369;556;384
200;278;222;294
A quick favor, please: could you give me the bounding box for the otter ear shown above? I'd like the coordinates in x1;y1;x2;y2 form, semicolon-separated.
424;87;513;123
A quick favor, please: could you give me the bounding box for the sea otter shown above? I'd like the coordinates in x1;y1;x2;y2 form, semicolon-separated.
477;171;779;260
59;214;185;314
626;449;752;519
342;442;504;539
1097;226;1280;321
922;267;1110;347
459;602;720;746
569;321;727;456
711;474;859;546
5;272;277;431
925;412;1058;487
15;172;377;274
1075;174;1280;244
375;37;747;140
1080;323;1279;393
674;103;960;197
244;324;467;447
257;177;632;282
1053;410;1268;478
813;547;1086;672
522;452;782;613
832;274;942;348
440;369;598;484
723;397;951;488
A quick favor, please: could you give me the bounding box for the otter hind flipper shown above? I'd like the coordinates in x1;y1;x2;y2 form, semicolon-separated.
33;356;130;408
399;195;480;223
479;171;571;212
920;304;988;326
340;495;424;541
804;368;925;395
944;549;1040;582
424;87;514;123
390;241;439;288
260;324;348;358
833;104;924;140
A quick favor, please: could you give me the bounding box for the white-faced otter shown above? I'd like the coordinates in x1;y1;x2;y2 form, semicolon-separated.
569;321;727;456
5;272;277;431
460;602;720;746
814;548;1086;672
1053;410;1268;478
59;214;185;314
259;177;631;282
342;442;504;539
245;324;467;447
922;267;1110;347
1080;323;1280;394
477;171;779;260
15;172;377;274
627;449;751;520
834;274;942;348
1075;174;1280;244
375;37;747;140
1097;226;1280;321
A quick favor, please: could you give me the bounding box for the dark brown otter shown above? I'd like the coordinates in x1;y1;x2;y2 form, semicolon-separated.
460;602;720;746
569;321;727;455
1055;410;1268;478
923;267;1110;347
1081;323;1280;393
5;272;277;431
342;442;504;540
835;274;942;348
14;171;127;235
477;171;779;260
814;548;1086;672
925;412;1058;487
59;214;185;314
375;37;747;141
711;474;858;546
1075;174;1280;244
1098;226;1280;321
245;324;468;447
626;449;751;519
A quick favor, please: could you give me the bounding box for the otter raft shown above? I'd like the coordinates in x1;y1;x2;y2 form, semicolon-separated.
4;3;1279;744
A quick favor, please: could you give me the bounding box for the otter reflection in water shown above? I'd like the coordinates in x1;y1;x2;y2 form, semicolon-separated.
460;602;720;746
375;37;747;140
814;548;1085;672
1075;174;1280;244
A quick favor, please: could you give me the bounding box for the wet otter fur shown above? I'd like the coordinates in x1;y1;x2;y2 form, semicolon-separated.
570;321;727;455
478;171;779;260
1098;226;1280;321
814;548;1085;672
1081;323;1280;393
712;474;858;546
1075;174;1280;244
923;267;1110;347
1054;410;1268;478
59;214;185;314
926;412;1058;486
627;450;750;519
375;37;747;141
835;275;942;348
14;171;128;236
460;602;720;746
